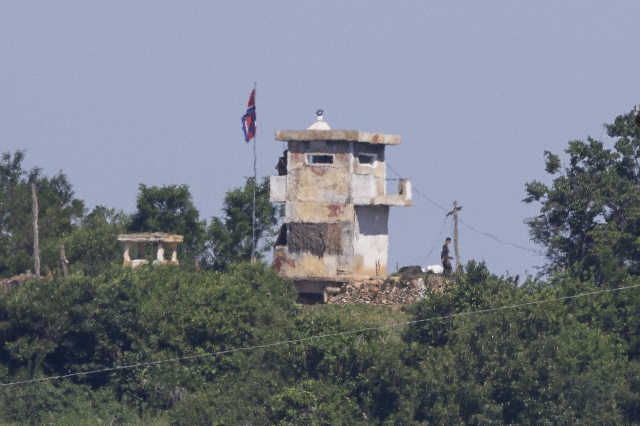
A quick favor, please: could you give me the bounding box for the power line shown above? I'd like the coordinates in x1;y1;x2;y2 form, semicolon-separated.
411;215;449;266
458;218;543;255
386;162;542;255
386;163;449;214
2;282;639;388
422;215;449;266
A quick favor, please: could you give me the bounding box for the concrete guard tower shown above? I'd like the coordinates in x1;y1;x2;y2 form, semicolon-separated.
270;112;411;301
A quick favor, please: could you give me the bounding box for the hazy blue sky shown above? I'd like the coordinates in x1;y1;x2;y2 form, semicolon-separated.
2;2;639;277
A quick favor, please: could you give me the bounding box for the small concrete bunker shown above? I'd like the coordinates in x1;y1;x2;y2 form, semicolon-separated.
118;233;184;267
270;113;411;301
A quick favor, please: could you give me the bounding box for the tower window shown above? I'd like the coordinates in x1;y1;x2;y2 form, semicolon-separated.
306;154;334;165
357;154;377;165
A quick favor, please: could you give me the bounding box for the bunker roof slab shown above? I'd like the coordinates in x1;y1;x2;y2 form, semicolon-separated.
118;233;184;243
275;129;401;145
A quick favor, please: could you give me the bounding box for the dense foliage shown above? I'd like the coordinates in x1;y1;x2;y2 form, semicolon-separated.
129;184;207;267
205;176;284;271
524;110;640;284
0;151;84;278
1;262;639;424
2;110;640;424
0;152;281;276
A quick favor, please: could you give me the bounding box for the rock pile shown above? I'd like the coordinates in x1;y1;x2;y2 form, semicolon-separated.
0;271;36;292
324;274;449;305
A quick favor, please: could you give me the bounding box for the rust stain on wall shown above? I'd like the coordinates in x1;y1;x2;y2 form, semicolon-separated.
326;204;344;218
274;256;295;272
310;166;327;177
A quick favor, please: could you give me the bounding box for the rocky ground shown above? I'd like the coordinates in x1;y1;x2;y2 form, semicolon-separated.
325;273;453;305
0;271;36;292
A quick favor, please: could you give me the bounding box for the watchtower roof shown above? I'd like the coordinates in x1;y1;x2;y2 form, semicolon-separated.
274;130;401;145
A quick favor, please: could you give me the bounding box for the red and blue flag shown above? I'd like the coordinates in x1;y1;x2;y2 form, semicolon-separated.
241;89;256;142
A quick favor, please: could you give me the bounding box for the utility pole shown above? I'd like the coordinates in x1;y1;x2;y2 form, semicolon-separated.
446;201;462;271
31;183;40;279
60;244;68;278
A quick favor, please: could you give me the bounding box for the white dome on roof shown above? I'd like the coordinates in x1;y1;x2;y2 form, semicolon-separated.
307;109;331;130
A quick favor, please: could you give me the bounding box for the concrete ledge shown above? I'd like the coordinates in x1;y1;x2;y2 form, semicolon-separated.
275;130;401;145
118;233;184;243
282;273;383;283
372;195;412;207
372;180;412;206
130;259;149;268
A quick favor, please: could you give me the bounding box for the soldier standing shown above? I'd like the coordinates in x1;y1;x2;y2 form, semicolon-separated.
275;150;288;176
441;237;453;275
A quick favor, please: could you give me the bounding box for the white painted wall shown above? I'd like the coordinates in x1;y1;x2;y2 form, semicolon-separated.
270;175;287;202
351;174;377;204
354;206;390;273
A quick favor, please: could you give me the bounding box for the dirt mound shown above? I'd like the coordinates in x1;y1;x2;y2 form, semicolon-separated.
0;271;36;292
326;274;453;305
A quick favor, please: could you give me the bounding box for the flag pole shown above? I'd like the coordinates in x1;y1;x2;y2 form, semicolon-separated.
251;83;257;263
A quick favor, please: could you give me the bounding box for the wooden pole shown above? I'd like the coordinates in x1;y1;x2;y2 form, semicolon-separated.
446;201;463;272
453;201;461;271
60;244;68;278
31;183;40;279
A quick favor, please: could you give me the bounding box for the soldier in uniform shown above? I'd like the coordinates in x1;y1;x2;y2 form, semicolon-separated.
275;150;288;176
441;237;453;275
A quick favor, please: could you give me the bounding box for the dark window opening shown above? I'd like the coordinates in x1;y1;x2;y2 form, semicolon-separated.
297;293;324;304
275;224;288;247
358;154;376;165
307;154;334;164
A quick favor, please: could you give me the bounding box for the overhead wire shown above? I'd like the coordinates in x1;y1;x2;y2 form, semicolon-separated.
386;163;449;214
416;215;449;266
2;282;639;388
406;214;448;267
458;218;544;255
386;162;451;266
386;162;543;255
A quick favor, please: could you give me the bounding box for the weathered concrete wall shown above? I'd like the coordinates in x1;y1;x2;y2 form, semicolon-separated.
353;205;389;277
286;141;352;204
273;221;355;280
351;174;377;204
285;202;354;223
353;142;386;196
274;250;347;280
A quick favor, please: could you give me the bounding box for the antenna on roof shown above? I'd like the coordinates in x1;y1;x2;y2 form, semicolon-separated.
308;109;330;130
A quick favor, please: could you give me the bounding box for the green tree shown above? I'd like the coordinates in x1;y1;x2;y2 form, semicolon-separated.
524;110;640;284
205;176;283;270
0;151;84;277
129;184;205;266
62;206;129;276
0;263;297;424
